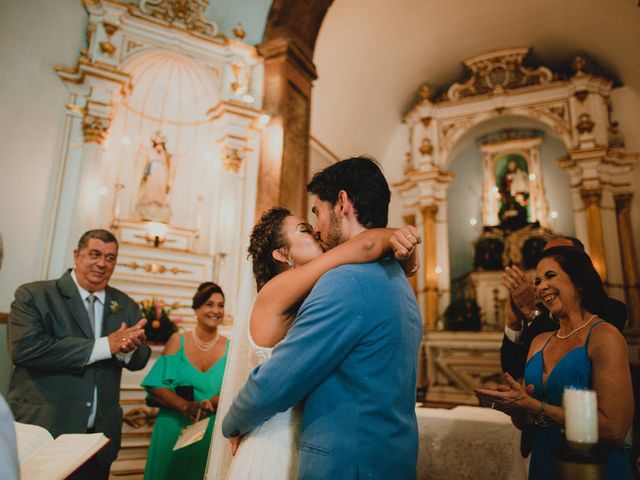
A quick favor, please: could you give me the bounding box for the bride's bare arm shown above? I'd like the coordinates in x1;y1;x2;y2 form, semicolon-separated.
250;227;421;347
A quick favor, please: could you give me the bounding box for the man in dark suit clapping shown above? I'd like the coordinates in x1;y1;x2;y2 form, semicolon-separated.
6;229;151;479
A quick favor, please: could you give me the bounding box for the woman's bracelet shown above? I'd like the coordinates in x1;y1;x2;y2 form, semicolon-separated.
532;400;549;427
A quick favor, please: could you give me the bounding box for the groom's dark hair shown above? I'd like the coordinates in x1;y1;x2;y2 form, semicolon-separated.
306;156;390;228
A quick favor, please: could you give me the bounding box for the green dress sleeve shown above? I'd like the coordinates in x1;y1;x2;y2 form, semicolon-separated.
141;336;189;392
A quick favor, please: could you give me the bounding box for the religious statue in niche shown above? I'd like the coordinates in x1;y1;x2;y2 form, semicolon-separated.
135;131;174;223
496;153;530;231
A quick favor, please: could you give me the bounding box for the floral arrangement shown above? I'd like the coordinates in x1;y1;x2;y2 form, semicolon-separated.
140;298;180;344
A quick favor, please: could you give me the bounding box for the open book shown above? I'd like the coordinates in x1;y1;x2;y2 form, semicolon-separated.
15;422;109;480
173;417;210;450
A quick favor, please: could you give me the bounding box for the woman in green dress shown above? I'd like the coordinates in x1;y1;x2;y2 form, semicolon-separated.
142;282;229;479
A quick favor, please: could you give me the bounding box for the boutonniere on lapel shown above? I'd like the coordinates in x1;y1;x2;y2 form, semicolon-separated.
110;300;121;314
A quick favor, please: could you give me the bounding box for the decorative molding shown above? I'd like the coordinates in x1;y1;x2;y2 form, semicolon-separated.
576;113;595;134
478;128;543;147
82;113;111;144
222;147;243;172
134;0;220;39
445;47;555;102
419;138;433;156
425;331;503;405
580;187;603;207
119;261;191;275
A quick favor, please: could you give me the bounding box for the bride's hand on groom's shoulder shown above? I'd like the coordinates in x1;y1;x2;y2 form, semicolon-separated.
391;226;421;260
229;435;244;456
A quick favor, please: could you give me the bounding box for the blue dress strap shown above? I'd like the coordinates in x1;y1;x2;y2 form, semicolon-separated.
584;319;605;347
541;331;555;351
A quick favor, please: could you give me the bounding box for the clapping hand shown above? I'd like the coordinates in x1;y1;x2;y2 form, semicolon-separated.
108;318;147;354
501;266;536;318
475;373;536;415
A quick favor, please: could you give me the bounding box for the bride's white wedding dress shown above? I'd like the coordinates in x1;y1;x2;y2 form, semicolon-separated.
224;335;300;480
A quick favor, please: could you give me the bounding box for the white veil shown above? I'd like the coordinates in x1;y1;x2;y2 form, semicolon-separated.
205;257;256;479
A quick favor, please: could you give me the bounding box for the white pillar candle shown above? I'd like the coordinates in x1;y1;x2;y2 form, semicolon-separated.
563;388;598;443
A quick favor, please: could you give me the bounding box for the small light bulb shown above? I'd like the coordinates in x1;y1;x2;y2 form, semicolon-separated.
469;218;477;226
529;173;536;181
550;210;558;219
258;114;270;126
435;266;443;274
243;94;254;103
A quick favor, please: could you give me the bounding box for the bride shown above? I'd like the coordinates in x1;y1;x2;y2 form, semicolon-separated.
220;206;419;479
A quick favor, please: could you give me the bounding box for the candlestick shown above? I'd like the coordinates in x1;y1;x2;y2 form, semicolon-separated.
563;388;598;444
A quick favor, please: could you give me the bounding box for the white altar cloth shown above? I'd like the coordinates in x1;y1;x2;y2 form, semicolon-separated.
416;406;529;480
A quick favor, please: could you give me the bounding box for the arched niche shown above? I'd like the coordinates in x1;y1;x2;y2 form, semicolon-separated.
446;117;574;282
50;0;265;326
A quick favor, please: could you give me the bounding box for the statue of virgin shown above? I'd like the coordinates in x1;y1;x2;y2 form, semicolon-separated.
135;131;173;223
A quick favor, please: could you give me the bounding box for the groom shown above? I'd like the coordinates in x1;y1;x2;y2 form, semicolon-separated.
223;156;422;479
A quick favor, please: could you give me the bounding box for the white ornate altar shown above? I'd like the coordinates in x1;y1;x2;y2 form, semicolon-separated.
396;47;638;401
46;1;264;476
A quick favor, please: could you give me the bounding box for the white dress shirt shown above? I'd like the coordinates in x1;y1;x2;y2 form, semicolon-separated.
70;270;134;428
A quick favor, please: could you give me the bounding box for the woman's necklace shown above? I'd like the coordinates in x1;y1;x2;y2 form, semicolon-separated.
556;314;597;339
192;329;219;351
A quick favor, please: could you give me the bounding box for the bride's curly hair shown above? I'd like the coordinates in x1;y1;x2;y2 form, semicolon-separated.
248;207;291;291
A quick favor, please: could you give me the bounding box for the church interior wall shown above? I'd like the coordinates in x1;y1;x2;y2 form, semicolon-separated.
610;85;640;257
381;124;412;229
0;0;86;310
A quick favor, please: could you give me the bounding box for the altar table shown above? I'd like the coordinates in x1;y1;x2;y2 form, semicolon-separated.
416;406;529;480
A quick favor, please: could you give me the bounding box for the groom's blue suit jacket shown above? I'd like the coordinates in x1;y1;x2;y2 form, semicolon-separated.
223;259;422;479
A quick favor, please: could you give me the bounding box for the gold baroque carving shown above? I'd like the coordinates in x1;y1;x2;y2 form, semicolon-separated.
222;148;243;172
103;21;118;37
136;0;219;39
419;138;433;156
572;55;587;74
82;114;110;144
445;47;555;101
232;22;246;40
126;39;144;53
580;188;602;207
574;90;589;103
119;261;191;275
419;83;432;101
123;407;158;428
99;41;116;56
576;113;595;134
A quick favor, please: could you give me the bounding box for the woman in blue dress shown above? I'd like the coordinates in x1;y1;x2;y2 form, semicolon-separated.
476;246;634;479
